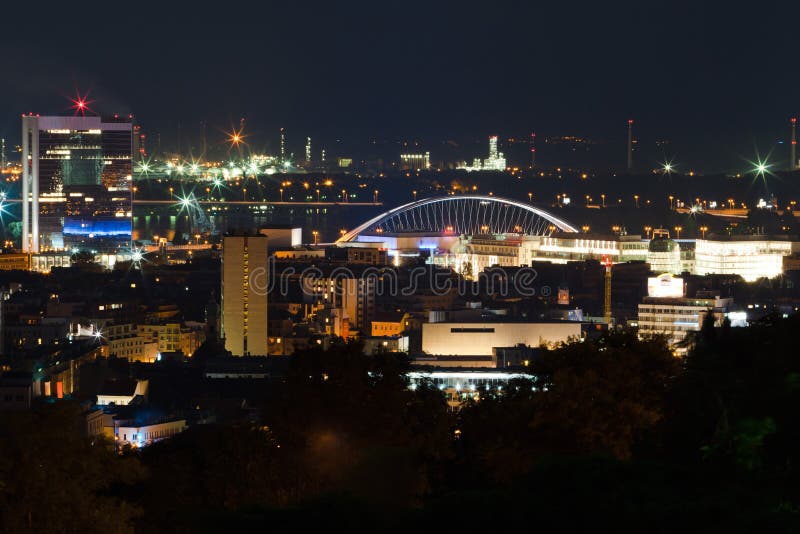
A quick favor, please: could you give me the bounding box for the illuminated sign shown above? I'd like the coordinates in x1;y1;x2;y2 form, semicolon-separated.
647;273;684;298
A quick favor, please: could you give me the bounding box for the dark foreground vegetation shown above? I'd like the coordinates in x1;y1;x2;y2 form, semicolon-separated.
2;316;800;532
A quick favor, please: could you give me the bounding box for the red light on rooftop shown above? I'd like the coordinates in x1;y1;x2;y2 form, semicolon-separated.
627;119;634;125
792;117;797;124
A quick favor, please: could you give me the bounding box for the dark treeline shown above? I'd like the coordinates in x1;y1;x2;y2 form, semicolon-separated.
2;317;800;532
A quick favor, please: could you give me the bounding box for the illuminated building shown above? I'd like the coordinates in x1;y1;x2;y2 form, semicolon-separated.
222;233;269;356
422;321;583;356
258;226;302;248
647;235;682;274
694;236;796;281
305;136;312;164
407;370;534;409
112;418;186;449
399;152;431;171
21;115;133;254
526;233;649;265
458;135;507;172
637;276;732;353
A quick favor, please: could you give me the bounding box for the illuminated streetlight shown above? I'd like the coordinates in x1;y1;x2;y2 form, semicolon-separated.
600;193;605;207
634;194;639;208
242;188;247;201
374;190;379;202
674;225;683;239
700;225;708;239
413;190;418;201
312;230;319;245
528;192;533;204
279;188;284;202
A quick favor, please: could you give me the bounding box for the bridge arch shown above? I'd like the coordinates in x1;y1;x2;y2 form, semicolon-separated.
337;195;578;242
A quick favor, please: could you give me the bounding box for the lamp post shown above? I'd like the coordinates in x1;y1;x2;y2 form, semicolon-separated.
528;192;533;204
279;188;284;202
312;230;319;245
674;225;683;239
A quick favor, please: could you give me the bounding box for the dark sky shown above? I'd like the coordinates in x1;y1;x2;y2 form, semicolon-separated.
1;1;799;170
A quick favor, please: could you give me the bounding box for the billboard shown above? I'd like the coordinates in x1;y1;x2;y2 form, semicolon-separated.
647;273;684;298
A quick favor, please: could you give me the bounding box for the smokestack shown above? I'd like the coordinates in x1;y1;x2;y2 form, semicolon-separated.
627;119;634;171
200;121;207;160
791;117;797;171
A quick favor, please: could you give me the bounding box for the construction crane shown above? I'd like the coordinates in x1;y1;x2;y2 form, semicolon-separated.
602;256;612;326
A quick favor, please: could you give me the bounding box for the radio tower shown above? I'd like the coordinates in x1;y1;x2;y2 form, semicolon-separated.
529;132;536;169
791;117;797;171
627;119;634;171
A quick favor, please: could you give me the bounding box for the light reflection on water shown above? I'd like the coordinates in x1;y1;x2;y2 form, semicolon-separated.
132;204;386;245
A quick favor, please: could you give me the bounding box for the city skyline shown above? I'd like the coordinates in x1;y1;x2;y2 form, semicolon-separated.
0;2;799;171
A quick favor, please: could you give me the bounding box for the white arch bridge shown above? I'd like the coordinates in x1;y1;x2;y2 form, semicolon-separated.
337;195;578;243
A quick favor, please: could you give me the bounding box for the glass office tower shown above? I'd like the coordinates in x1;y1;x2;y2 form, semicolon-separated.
21;115;133;253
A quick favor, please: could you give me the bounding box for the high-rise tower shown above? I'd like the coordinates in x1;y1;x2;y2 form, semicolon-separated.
791;117;797;171
21;114;133;254
489;135;499;160
221;232;268;356
305;136;312;164
529;132;536;169
280;128;286;162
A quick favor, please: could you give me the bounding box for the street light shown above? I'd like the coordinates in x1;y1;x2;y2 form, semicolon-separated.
528;192;533;204
374;190;379;202
242;188;247;201
634;194;639;208
674;225;683;239
312;230;319;244
644;225;652;238
700;225;708;239
279;188;284;202
600;193;605;208
669;195;674;209
316;189;321;202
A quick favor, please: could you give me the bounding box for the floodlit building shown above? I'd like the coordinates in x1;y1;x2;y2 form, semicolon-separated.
527;233;649;265
647;236;682;274
694;236;797;281
222;233;269;356
422;321;583;356
258;226;302;248
637;274;733;353
458;136;507;171
21;114;133;254
400;152;431;171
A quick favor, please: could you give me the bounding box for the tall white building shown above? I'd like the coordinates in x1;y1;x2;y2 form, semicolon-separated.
221;233;269;356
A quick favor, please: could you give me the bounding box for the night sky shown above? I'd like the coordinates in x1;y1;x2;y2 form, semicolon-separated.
2;1;799;170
